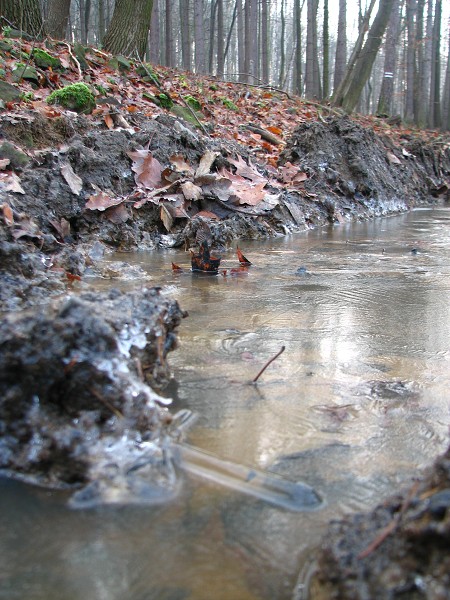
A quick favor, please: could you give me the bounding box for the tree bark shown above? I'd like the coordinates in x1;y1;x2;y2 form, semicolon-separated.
429;0;441;128
322;0;329;98
333;0;347;92
261;0;269;83
443;18;450;131
278;0;286;87
179;0;191;71
194;0;206;73
377;0;402;116
405;0;417;121
216;0;224;76
305;0;320;98
338;0;394;113
46;0;70;39
102;0;154;58
164;0;174;65
0;0;45;37
293;0;304;94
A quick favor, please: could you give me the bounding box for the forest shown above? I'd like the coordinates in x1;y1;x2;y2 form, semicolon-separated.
0;0;449;130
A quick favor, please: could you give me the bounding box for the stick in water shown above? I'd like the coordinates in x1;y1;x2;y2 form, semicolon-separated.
252;346;285;383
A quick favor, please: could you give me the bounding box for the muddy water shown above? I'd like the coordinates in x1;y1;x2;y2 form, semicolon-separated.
1;207;450;600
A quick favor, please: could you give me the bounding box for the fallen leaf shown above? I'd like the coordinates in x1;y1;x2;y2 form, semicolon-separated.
195;150;219;178
105;203;129;223
1;203;14;225
172;262;183;272
66;272;81;282
104;113;114;129
193;210;219;220
127;148;163;189
267;125;283;136
237;246;252;265
181;181;203;201
387;152;402;165
160;204;173;231
0;172;25;194
49;217;71;239
229;180;266;206
61;163;83;195
227;155;267;184
191;240;221;273
86;190;124;211
0;159;10;170
170;154;194;176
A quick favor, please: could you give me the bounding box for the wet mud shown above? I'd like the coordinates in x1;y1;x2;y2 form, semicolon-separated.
1;103;450;596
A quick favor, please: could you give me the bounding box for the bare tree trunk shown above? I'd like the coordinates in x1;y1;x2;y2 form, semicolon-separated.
442;18;450;130
261;0;269;83
405;0;417;121
0;0;45;37
98;0;106;43
305;0;320;98
208;0;217;72
293;0;304;94
339;0;394;112
333;0;347;92
237;0;245;80
46;0;70;39
249;0;258;79
216;0;224;76
322;0;329;98
149;0;160;63
179;0;191;70
103;0;154;57
429;0;441;128
164;0;174;65
194;0;206;73
332;0;376;104
415;0;427;125
278;0;286;87
377;0;402;116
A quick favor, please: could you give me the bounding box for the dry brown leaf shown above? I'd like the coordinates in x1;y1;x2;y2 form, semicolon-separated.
229;181;266;206
127;149;163;189
195;150;219;178
387;152;402;165
160;204;173;231
104;113;114;129
181;181;203;201
227;155;267;184
105;204;129;223
61;164;83;195
170;154;194;176
49;217;70;239
0;172;25;194
86;190;124;211
0;158;10;170
193;210;219;220
1;203;14;225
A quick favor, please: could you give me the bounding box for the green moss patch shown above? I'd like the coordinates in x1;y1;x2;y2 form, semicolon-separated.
47;83;96;114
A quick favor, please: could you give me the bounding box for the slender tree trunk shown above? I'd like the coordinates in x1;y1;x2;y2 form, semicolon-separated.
237;0;245;81
415;0;427;125
429;0;441;128
333;0;347;92
405;0;417;121
0;0;45;37
149;0;160;63
208;0;217;72
293;0;304;94
194;0;206;73
216;0;224;76
98;0;106;43
46;0;71;39
179;0;191;70
377;0;402;116
164;0;174;65
305;0;320;98
442;18;450;131
278;0;286;87
332;0;376;104
322;0;329;98
103;0;154;58
249;0;258;79
261;0;269;83
339;0;394;112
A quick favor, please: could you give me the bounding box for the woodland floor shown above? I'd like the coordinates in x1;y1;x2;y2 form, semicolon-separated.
1;34;450;599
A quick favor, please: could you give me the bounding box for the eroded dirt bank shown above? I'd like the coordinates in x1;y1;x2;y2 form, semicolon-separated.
1;84;450;595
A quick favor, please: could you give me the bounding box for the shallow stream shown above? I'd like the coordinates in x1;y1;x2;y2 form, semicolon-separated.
1;207;450;599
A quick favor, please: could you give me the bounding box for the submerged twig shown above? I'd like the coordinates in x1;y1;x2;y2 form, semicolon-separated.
252;346;285;384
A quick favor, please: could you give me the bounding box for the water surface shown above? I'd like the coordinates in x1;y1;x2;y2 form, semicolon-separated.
1;207;449;599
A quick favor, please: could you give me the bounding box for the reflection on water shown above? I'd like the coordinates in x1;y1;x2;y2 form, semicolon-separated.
1;207;450;599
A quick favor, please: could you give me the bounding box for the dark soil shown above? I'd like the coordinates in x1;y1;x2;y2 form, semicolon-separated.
1;46;450;594
309;445;450;600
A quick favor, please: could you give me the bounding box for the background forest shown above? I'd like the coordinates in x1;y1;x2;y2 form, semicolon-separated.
1;0;449;130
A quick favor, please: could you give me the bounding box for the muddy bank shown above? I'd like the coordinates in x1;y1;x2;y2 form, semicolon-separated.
0;286;187;503
307;444;450;599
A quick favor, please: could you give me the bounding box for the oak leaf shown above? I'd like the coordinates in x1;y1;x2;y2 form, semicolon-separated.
86;190;124;211
127;148;163;189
